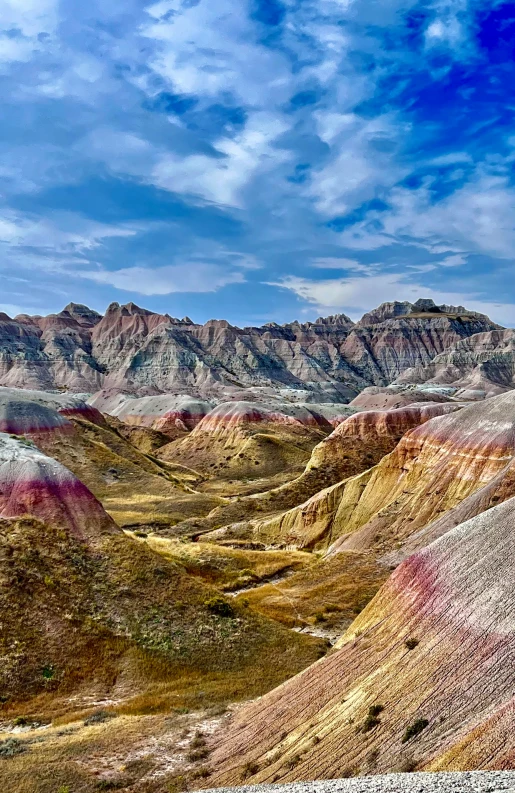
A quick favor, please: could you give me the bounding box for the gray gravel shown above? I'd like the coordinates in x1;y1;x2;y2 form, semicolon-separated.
205;772;515;793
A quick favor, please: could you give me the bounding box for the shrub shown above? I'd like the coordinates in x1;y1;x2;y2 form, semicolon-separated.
402;718;429;743
405;638;419;650
192;766;211;779
361;704;384;733
84;709;116;726
205;596;235;618
187;748;210;762
167;775;188;793
41;664;55;680
367;748;379;766
190;732;206;749
208;704;228;717
314;611;327;624
96;780;127;790
398;757;417;772
242;760;259;779
0;738;25;758
286;754;301;770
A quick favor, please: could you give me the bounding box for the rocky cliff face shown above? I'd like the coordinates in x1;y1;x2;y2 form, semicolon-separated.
397;328;515;399
0;299;498;400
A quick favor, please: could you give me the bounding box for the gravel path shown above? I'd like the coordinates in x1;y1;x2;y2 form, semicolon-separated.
205;772;515;793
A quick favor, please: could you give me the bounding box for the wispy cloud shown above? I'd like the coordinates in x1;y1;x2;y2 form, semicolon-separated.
82;262;246;295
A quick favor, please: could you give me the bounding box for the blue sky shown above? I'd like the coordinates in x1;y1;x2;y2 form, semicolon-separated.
0;0;514;325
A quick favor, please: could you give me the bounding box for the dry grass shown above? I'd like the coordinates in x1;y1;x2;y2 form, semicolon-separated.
0;707;234;793
235;551;389;628
0;516;326;725
143;535;313;590
34;417;221;529
158;423;325;482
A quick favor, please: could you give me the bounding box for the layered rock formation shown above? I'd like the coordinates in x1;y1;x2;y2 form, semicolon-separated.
397;328;515;400
0;299;498;399
228;391;515;553
157;400;331;479
349;386;454;411
207;496;515;782
89;390;214;438
0;448;325;713
0;385;104;427
356;299;491;326
203;401;461;548
0;386;220;529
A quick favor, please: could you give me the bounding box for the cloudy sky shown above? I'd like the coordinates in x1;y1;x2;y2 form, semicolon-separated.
0;0;514;325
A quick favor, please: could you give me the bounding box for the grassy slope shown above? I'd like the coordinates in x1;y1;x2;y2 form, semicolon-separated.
0;516;326;723
235;551;389;629
33;417;222;529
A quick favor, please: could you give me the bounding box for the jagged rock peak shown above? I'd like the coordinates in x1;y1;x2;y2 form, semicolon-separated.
358;298;499;326
313;313;354;327
204;318;233;329
411;298;442;313
104;301;156;317
0;298;500;395
358;301;414;325
61;303;102;327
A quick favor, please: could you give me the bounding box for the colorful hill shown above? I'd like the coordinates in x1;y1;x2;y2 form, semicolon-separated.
206;495;515;784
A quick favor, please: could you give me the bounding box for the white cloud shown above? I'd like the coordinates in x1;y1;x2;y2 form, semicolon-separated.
0;0;58;38
307;113;411;215
311;257;366;270
82;262;246;295
0;212;138;257
81;129;157;178
337;166;515;259
0;0;58;68
0;35;35;64
425;0;470;51
141;0;290;105
430;152;472;166
152;112;291;207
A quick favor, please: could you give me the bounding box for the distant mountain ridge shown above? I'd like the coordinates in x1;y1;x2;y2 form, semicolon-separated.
0;298;500;400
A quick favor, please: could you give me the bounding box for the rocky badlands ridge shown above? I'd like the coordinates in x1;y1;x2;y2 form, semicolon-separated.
397;328;515;399
0;299;498;399
3;367;515;788
194;400;461;541
0;387;228;530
